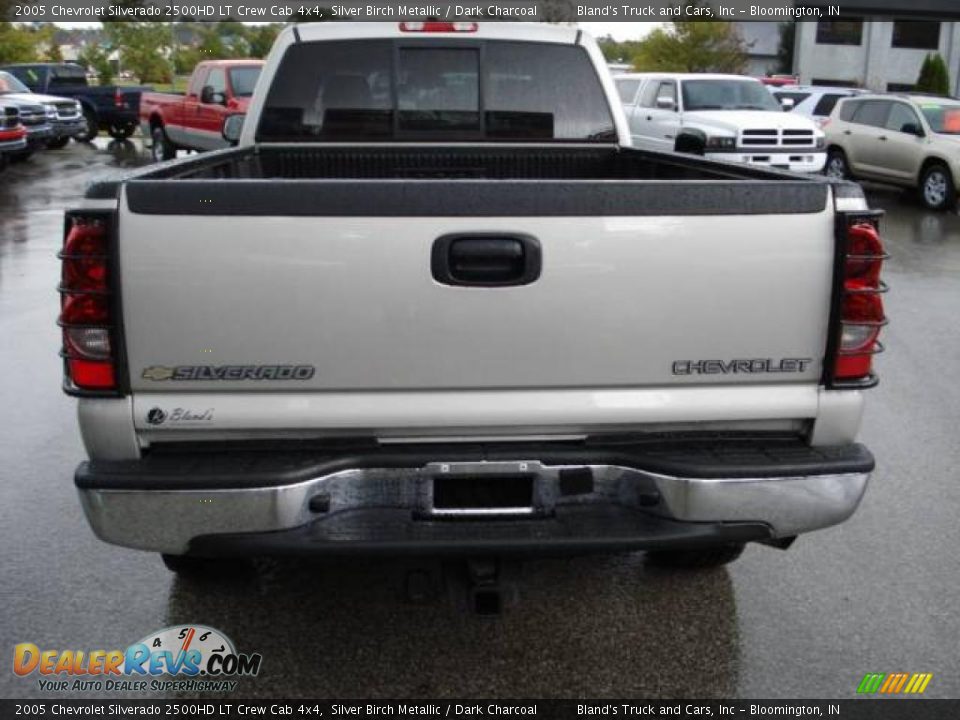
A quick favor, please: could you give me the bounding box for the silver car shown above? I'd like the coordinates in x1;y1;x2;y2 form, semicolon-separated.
824;94;960;211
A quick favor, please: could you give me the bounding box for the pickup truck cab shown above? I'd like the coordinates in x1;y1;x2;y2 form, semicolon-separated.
0;62;145;142
0;70;84;149
616;72;826;173
140;60;263;162
62;23;886;576
0;86;52;161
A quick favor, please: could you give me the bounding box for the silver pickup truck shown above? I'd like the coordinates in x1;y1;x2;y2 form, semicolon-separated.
61;22;887;574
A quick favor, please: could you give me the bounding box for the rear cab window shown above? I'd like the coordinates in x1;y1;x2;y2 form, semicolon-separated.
257;39;616;142
49;65;87;89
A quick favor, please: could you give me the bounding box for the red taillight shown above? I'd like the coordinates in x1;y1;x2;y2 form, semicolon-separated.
399;22;478;32
63;220;109;291
833;217;888;383
845;222;885;287
114;88;124;109
59;214;117;392
68;359;116;389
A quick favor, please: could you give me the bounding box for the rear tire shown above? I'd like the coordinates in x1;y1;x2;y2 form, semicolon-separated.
46;137;71;150
919;162;956;211
151;125;176;162
9;150;33;163
75;107;98;143
108;121;136;141
824;148;849;180
646;543;745;569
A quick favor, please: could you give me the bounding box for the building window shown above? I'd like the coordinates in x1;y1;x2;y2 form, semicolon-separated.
812;79;860;88
892;21;940;50
816;19;864;46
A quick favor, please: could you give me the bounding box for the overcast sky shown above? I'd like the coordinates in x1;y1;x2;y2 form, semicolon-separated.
578;22;660;41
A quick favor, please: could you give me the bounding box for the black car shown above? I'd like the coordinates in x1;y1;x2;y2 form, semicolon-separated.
0;63;148;142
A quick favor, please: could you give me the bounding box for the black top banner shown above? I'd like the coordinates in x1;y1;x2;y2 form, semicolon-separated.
5;1;960;23
3;700;960;719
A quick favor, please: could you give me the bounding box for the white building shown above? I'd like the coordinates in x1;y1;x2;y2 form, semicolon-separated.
794;19;960;95
735;22;782;77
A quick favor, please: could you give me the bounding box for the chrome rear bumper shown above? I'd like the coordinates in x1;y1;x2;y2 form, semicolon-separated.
77;460;869;555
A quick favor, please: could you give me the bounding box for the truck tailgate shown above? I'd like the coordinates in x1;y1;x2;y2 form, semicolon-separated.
118;184;834;402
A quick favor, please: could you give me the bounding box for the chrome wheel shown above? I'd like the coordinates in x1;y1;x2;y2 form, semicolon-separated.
923;170;948;208
825;151;847;180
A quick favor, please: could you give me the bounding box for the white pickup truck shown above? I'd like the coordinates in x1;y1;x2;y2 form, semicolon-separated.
61;23;887;575
616;73;827;173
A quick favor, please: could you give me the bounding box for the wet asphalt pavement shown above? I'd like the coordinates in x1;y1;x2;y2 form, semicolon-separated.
1;139;958;700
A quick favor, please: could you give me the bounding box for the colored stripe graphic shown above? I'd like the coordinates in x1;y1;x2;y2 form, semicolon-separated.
857;673;885;694
858;673;932;694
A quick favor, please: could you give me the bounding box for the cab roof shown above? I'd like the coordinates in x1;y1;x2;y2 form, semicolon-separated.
293;21;582;45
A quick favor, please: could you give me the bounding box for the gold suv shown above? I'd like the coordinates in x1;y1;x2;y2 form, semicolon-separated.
824;94;960;211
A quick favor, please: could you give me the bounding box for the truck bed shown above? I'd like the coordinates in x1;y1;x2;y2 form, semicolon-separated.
91;144;833;217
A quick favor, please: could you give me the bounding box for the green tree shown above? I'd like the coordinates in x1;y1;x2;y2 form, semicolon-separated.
596;35;646;65
247;24;283;59
103;21;172;83
195;23;227;60
172;45;201;75
916;53;950;96
35;23;62;62
0;23;38;64
79;43;115;85
632;20;748;74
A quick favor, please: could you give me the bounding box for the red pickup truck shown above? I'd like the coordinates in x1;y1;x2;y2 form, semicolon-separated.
140;59;263;162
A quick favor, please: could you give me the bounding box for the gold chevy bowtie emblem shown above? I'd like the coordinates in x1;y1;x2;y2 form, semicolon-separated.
141;366;175;381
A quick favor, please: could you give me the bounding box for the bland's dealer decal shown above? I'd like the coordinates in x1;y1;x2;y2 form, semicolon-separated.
13;625;261;693
146;407;213;425
142;365;316;381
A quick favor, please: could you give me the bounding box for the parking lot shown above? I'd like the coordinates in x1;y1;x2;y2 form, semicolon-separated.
1;139;958;699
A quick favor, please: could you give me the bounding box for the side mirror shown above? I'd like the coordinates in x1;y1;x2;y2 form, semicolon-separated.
222;114;244;145
780;97;795;111
901;122;924;137
655;97;676;111
201;86;226;105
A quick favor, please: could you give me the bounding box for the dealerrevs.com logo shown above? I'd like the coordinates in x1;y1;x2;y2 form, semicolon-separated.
13;625;261;693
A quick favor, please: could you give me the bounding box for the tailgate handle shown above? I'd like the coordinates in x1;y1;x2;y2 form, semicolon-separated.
432;234;541;287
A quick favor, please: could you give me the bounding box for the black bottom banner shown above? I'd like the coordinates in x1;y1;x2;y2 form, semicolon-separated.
3;700;959;720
